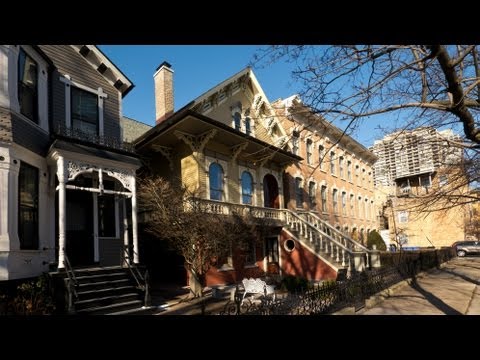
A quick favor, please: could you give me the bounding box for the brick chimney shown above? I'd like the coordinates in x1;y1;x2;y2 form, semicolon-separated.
154;61;174;124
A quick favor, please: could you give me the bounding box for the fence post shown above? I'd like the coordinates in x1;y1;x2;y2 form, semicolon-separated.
353;252;366;272
370;249;381;268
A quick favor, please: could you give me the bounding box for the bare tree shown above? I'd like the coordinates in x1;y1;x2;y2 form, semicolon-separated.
253;45;480;208
137;176;271;298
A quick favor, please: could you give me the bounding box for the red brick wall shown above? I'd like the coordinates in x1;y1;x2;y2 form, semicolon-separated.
280;230;337;281
205;244;265;286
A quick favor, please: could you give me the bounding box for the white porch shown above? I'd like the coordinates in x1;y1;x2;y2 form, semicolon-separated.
48;141;140;270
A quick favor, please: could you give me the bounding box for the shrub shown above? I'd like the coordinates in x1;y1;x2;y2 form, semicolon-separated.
9;274;55;315
281;275;310;293
367;230;387;251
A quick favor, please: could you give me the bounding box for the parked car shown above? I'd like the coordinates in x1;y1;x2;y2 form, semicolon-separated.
453;241;480;257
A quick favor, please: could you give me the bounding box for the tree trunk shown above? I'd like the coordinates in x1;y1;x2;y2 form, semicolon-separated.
187;266;204;298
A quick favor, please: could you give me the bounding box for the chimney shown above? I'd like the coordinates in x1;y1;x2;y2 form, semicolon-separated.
154;61;174;124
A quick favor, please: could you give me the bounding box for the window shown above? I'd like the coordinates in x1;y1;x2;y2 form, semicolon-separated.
318;145;325;170
233;112;241;131
18;48;38;123
266;237;279;263
306;139;313;165
339;157;344;178
241;171;253;205
330;152;336;175
347;161;352;181
355;165;360;184
245;117;251;136
71;87;98;136
295;177;303;208
308;181;316;206
244;239;256;265
292;131;299;155
98;194;116;237
321;186;327;212
18;162;39;250
209;163;224;201
398;211;408;223
332;189;338;214
439;175;448;186
350;194;355;216
358;196;362;218
364;199;369;219
341;191;347;215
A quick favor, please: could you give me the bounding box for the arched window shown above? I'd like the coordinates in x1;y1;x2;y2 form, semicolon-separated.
241;171;253;205
245;117;251;136
209;163;224;201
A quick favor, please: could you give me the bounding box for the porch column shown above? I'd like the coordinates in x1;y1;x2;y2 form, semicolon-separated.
131;178;139;264
57;156;67;269
122;198;130;265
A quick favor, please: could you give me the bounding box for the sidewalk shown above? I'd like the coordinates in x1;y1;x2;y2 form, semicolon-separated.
146;283;235;315
358;257;480;315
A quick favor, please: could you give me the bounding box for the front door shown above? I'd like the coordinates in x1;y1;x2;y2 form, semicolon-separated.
66;189;94;266
265;236;280;274
263;174;279;209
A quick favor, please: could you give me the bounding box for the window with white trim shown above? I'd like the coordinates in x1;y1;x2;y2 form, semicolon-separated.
308;181;316;207
319;145;325;170
347;160;352;181
339;156;344;178
332;189;338;214
341;191;347;215
321;186;327;212
71;87;98;136
292;131;299;155
18;161;39;250
18;48;38;123
306;139;313;165
330;151;336;175
350;194;355;216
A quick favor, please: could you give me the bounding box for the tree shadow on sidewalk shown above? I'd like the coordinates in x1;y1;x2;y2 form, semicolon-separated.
439;268;480;286
409;279;462;315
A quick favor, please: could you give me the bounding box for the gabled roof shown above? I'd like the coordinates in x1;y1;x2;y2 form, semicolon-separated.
70;45;134;97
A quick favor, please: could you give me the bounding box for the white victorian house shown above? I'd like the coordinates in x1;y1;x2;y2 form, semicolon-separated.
0;45;141;282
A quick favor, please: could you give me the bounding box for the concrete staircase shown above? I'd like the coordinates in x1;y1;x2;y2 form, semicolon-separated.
282;210;377;274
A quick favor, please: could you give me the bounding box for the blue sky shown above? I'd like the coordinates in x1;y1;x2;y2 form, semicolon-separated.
99;45;382;147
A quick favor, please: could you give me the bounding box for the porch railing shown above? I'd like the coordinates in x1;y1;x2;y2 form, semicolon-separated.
195;199;374;272
121;245;150;308
63;252;78;314
299;211;374;269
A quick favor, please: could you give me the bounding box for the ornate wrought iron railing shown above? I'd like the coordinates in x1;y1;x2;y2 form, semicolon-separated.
54;123;135;153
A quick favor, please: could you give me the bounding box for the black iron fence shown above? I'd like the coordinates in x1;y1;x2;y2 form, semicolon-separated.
220;247;456;315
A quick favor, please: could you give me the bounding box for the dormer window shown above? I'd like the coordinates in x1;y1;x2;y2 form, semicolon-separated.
18;48;38;123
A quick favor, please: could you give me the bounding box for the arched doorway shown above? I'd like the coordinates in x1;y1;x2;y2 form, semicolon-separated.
263;174;279;208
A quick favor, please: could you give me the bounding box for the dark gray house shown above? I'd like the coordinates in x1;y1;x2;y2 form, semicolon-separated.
0;45;141;281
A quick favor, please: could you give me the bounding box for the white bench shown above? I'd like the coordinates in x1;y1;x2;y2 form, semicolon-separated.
241;278;276;305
